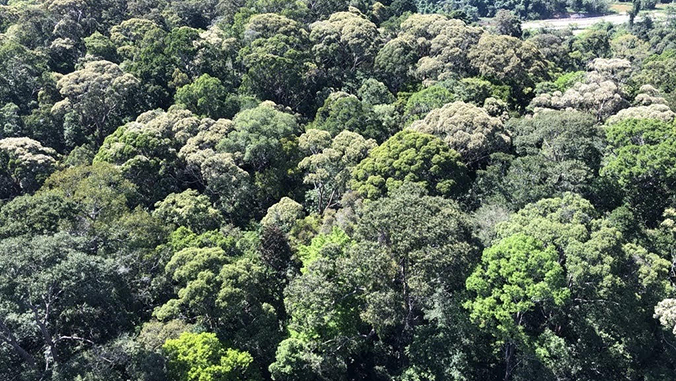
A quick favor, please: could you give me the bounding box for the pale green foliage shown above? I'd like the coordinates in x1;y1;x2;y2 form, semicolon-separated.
96;107;201;162
94;106;222;203
52;60;141;146
178;118;240;213
154;245;231;324
607;85;675;124
137;319;193;351
296;227;352;271
611;34;650;63
607;103;675;124
110;18;163;59
0;137;57;197
163;332;258;381
42;163;139;234
200;152;253;220
465;234;570;341
634;84;669;106
531;69;630;121
410;101;510;167
299;129;376;211
218;101;299;171
492;9;521;37
407;14;483;81
179;118;235;177
243;13;308;42
468;34;547;91
588;57;632;81
153;189;223;233
375;14;483;90
310;10;380;72
298;128;332;155
483;97;509;120
358;78;395;105
261;197;304;234
655;299;676;335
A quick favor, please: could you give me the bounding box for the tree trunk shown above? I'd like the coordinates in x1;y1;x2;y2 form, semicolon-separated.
0;320;38;369
504;341;517;381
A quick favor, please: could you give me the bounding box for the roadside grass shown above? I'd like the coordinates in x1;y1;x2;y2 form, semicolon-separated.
609;2;632;13
609;1;675;15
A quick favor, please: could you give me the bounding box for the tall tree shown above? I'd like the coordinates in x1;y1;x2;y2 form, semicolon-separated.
351;130;470;200
52;60;141;147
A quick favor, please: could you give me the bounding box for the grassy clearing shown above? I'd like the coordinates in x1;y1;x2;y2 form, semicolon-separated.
609;2;632;13
610;1;675;14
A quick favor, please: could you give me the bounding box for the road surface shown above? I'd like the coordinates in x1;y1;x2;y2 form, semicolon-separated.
521;12;666;34
522;13;629;31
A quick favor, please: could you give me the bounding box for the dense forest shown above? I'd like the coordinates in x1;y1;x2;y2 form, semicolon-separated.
4;0;676;380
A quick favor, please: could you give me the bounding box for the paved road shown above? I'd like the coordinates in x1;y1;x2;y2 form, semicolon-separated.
521;12;668;34
522;13;630;31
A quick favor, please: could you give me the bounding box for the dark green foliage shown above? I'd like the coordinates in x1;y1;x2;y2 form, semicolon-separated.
638;50;676;95
175;74;238;119
84;32;119;62
271;185;480;379
0;40;49;114
415;0;595;20
238;13;315;113
475;193;675;380
602;118;676;226
1;1;676;380
402;85;455;124
476;110;606;209
0;191;77;238
124;26;203;109
0;233;135;376
313;92;385;141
